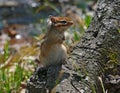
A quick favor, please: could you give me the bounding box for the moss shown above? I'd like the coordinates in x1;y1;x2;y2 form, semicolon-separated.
102;49;119;74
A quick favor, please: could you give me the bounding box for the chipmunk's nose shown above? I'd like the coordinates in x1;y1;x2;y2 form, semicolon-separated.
68;21;73;26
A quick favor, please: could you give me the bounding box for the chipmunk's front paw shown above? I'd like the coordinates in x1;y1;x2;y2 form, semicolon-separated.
62;59;67;64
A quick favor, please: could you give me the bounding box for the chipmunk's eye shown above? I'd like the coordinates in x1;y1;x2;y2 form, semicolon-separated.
53;22;57;24
60;20;67;24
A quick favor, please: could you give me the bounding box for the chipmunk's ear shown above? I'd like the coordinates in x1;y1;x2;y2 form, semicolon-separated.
49;15;56;22
47;15;53;29
49;15;53;18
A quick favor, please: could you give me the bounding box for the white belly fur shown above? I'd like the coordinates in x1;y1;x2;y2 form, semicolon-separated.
41;44;67;67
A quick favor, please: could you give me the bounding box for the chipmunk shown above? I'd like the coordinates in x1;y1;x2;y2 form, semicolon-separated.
39;15;73;67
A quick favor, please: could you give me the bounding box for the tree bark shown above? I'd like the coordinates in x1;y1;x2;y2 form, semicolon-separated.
26;0;120;93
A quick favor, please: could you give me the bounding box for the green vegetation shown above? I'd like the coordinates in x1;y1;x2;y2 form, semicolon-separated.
4;41;10;61
0;64;32;93
0;42;37;92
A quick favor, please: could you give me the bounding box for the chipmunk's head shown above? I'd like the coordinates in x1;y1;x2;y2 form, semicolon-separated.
47;15;73;32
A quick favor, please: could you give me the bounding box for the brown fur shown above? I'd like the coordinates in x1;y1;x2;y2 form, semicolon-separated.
39;16;73;67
